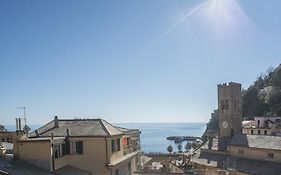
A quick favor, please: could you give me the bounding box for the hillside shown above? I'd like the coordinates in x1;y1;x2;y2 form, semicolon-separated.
242;64;281;118
202;64;281;140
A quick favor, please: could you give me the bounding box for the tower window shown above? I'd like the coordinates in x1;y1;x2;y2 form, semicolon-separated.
268;153;274;159
225;100;229;110
221;100;224;110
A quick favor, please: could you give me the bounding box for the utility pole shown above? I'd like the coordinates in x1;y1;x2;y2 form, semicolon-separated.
16;106;26;125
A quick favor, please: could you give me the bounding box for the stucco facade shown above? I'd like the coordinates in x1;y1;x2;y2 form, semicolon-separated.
14;117;141;175
229;145;281;163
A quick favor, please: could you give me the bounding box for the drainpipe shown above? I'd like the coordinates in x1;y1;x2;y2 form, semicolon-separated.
104;137;112;175
51;132;55;172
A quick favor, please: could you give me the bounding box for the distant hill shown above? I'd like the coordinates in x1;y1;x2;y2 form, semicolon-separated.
242;64;281;119
202;64;281;140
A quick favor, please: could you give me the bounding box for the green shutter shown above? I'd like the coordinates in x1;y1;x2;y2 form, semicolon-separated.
117;139;120;151
76;141;83;154
111;140;115;153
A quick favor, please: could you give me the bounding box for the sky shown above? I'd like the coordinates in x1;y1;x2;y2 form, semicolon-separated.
0;0;281;125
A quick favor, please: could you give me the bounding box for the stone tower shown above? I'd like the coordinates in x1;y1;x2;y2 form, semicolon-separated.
218;82;242;138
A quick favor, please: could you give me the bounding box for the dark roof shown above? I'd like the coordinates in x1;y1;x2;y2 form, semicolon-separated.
229;134;281;150
29;118;137;138
55;165;91;175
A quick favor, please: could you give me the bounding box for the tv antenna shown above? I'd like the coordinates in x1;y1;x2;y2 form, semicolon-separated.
16;106;26;126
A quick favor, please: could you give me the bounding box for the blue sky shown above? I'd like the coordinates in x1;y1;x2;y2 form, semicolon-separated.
0;0;281;124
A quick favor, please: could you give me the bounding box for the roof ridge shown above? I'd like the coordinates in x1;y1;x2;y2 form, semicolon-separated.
99;119;110;136
58;118;101;121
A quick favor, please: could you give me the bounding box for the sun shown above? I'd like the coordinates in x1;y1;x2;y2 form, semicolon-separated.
152;0;256;45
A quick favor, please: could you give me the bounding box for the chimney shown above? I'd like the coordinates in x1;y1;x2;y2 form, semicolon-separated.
19;118;22;130
16;118;19;131
66;129;70;137
35;130;39;137
54;116;59;128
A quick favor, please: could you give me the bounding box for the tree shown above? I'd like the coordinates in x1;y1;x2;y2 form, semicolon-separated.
177;143;182;152
167;145;173;153
184;142;192;151
191;142;199;149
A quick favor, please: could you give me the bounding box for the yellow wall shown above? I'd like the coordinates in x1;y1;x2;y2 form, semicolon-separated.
54;138;110;174
18;141;51;170
16;136;140;175
109;136;124;163
229;145;281;163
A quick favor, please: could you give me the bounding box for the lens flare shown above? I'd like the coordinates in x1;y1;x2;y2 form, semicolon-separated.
151;0;256;45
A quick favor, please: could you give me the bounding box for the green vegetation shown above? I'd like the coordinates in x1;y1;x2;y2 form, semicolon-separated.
177;143;183;152
167;145;173;153
185;142;192;151
202;64;281;139
243;65;281;118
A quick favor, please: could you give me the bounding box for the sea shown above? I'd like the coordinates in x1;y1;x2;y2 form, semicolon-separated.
4;122;206;153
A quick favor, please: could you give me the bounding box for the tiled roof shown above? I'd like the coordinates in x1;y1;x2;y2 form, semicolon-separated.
229;134;281;150
29;118;131;138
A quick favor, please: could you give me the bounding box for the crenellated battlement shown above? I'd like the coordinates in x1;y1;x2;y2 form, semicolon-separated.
217;82;241;88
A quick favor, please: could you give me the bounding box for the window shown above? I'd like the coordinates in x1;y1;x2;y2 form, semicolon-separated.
128;162;131;175
67;141;83;154
268;153;274;159
112;139;121;152
115;169;119;175
54;144;63;158
225;100;229;110
127;138;130;145
234;100;236;110
238;149;244;155
251;130;254;134
117;138;121;151
264;130;267;135
76;141;83;154
258;130;261;135
70;141;77;154
221;100;224;110
112;140;115;153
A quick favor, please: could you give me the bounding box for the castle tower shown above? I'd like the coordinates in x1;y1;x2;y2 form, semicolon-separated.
218;82;242;139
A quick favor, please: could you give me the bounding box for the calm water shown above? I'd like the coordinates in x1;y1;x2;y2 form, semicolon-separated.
117;123;206;153
4;122;206;153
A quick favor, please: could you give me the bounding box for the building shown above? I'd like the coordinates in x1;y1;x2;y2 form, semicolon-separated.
217;82;242;150
14;116;141;175
242;116;281;136
228;134;281;163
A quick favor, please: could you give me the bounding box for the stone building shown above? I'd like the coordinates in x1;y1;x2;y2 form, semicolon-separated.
14;116;141;175
228;134;281;163
242;116;281;136
217;82;242;150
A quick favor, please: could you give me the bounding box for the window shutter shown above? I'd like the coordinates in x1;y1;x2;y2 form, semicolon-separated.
117;139;120;151
62;144;66;156
76;141;83;154
65;141;70;155
111;140;115;152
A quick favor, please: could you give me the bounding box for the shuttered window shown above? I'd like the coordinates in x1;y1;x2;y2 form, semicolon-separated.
117;139;121;151
76;141;83;154
112;140;115;152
